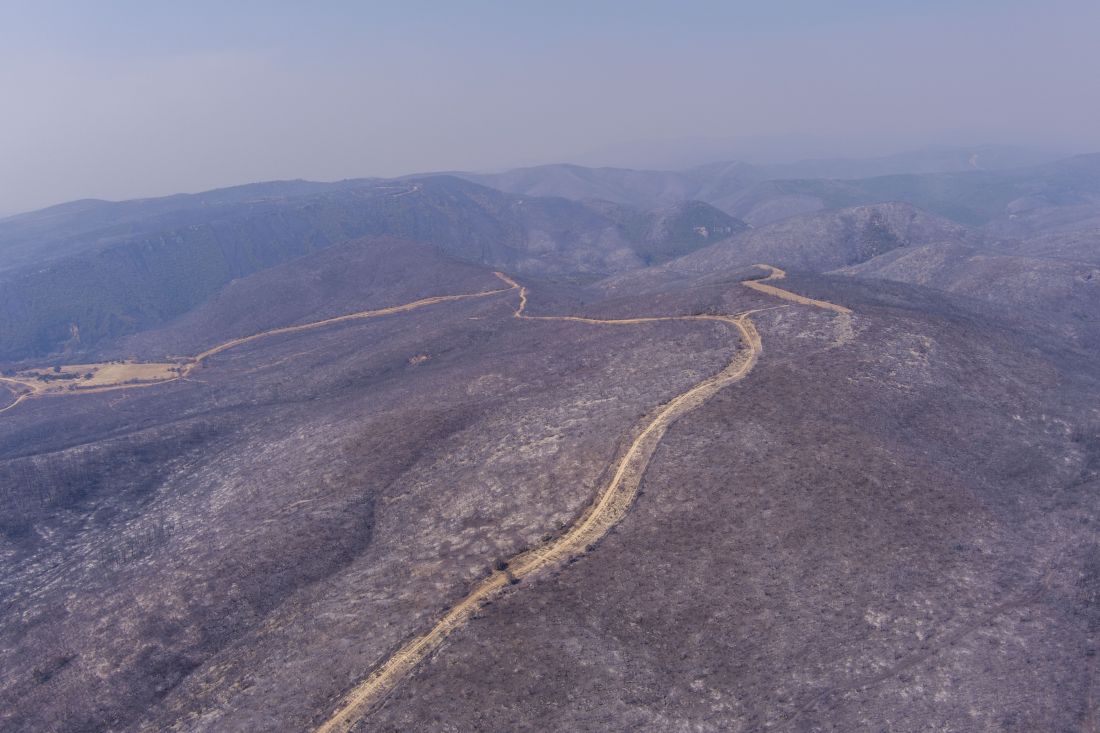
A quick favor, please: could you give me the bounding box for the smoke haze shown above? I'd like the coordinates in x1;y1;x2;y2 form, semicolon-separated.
2;0;1097;214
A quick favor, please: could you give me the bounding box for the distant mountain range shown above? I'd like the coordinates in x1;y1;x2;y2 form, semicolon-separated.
2;149;1099;363
458;152;1100;228
576;138;1063;173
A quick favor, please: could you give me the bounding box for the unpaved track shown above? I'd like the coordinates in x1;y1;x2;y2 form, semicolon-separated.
0;284;513;415
314;264;851;733
0;378;32;414
743;264;851;314
189;288;512;363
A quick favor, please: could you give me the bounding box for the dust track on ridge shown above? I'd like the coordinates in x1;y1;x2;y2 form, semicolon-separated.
314;264;851;733
0;380;31;414
743;264;852;314
0;284;513;415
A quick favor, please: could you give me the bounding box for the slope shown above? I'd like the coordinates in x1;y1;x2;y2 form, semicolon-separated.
839;242;1100;350
601;202;980;293
0;178;735;362
367;272;1100;733
0;247;743;732
313;266;804;733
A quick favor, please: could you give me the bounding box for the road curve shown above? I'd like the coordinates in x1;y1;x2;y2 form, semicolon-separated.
314;264;850;732
743;264;851;314
0;378;32;414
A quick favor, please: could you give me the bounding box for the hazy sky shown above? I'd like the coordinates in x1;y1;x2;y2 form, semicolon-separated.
3;0;1099;214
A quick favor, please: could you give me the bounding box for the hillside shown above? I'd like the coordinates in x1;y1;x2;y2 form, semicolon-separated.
601;202;981;293
839;242;1100;350
105;237;508;360
459;163;701;207
0;247;744;731
458;161;763;210
996;228;1100;264
9;152;1098;363
695;153;1100;233
833;153;1100;230
603;197;1099;351
0;179;736;361
582;199;749;265
2;251;1097;731
0;179;368;275
368;274;1100;732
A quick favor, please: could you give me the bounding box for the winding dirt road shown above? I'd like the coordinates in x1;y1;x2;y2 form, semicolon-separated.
0;378;32;414
743;264;851;314
3;261;851;729
314;264;851;732
0;284;513;415
189;288;511;363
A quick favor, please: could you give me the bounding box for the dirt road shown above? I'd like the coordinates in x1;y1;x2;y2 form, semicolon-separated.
3;262;852;729
0;377;33;414
742;264;851;314
314;265;851;732
0;284;513;415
